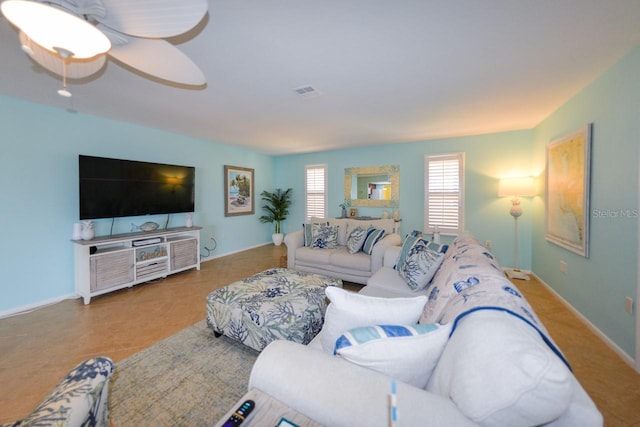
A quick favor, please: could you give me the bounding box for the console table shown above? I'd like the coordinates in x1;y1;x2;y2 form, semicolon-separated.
215;388;321;427
337;216;402;234
72;226;201;304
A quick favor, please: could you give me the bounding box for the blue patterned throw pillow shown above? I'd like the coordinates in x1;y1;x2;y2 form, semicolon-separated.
303;221;328;247
395;235;421;270
361;227;386;255
311;224;338;249
398;239;446;290
334;323;452;388
346;226;368;254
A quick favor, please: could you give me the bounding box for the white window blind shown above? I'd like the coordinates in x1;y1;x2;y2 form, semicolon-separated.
305;164;327;221
424;153;464;235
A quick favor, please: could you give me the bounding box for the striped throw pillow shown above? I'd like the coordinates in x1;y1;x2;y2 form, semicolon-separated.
334;323;452;388
361;227;386;255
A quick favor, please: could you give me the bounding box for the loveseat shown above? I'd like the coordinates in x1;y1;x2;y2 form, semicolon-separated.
249;234;603;426
284;217;401;285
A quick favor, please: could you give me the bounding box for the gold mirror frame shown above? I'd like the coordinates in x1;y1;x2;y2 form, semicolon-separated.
344;165;399;208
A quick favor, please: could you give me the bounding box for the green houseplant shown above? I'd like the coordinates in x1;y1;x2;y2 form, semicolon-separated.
259;188;293;245
339;199;351;218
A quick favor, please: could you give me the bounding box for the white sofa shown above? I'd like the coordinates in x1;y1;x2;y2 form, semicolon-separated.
284;217;401;285
249;234;603;427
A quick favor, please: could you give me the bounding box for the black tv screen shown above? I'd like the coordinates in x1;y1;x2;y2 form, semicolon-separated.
79;155;195;220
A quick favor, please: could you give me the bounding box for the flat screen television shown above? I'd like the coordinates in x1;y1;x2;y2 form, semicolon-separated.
79;155;195;220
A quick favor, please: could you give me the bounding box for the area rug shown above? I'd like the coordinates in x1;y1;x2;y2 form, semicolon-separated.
109;320;258;426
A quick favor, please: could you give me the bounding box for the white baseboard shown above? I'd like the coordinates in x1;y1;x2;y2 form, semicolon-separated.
0;293;78;319
533;273;637;371
1;242;277;319
200;241;274;263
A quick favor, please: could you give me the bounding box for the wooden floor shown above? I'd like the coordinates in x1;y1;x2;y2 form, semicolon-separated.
0;244;638;426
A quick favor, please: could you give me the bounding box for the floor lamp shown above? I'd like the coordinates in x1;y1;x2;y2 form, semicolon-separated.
498;177;536;280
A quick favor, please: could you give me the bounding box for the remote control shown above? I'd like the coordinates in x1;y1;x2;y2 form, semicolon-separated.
222;399;255;426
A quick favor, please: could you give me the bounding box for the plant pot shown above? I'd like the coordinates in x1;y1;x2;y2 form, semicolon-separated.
272;233;284;246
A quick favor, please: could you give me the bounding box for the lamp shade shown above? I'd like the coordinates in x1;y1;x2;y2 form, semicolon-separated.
1;0;111;59
498;177;536;197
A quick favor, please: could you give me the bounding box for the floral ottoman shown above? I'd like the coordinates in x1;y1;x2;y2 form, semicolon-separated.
206;268;343;351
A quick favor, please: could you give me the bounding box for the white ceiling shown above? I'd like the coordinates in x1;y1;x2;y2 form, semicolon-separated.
2;1;640;155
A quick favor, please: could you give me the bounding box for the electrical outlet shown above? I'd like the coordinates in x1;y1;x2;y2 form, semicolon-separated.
559;260;567;274
485;240;492;249
625;297;634;314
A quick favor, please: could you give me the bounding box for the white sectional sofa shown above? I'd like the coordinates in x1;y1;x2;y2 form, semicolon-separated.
249;234;603;427
284;217;401;285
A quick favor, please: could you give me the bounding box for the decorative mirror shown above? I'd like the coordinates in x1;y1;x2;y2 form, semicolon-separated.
344;165;399;208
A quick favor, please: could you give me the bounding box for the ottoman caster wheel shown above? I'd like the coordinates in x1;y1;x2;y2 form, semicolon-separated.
213;331;223;338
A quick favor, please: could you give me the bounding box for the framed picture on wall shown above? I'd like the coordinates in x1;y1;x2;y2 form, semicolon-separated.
224;165;254;216
545;124;592;257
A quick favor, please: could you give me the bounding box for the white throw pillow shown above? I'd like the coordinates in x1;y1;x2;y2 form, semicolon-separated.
334;323;452;388
320;287;427;354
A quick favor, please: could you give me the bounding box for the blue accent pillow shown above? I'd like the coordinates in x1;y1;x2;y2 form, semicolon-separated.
346;226;368;254
303;221;328;247
311;224;338;249
362;227;386;255
395;234;422;270
398;239;446;290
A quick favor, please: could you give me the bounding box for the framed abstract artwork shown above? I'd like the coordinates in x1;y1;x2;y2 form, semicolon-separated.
224;165;254;216
545;124;592;257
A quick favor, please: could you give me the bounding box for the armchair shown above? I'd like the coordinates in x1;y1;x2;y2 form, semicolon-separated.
1;357;115;427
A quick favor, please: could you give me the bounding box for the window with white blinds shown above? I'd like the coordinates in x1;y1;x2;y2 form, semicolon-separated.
424;153;465;235
305;164;327;221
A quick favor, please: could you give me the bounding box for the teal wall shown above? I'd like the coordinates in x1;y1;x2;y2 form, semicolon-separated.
531;47;640;357
0;96;275;313
274;129;535;272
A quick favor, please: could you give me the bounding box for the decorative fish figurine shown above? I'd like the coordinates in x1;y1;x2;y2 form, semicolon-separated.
132;221;160;232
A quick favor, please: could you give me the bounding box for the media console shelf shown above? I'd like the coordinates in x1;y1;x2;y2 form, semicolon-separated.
72;226;201;304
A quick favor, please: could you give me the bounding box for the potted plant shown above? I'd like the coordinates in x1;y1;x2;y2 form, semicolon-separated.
259;188;293;245
339;199;351;218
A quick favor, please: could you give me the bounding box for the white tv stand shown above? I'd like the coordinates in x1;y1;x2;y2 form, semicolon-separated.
72;226;201;304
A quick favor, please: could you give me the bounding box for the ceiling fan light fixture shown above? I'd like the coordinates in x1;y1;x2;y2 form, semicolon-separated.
1;0;111;59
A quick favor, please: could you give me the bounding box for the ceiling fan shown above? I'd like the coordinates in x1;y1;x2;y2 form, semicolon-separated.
1;0;208;96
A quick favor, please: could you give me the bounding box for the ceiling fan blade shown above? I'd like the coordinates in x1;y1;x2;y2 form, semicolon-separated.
96;0;207;38
107;37;205;86
19;31;106;79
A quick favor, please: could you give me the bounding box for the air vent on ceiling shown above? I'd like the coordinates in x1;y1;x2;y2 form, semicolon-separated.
293;85;322;99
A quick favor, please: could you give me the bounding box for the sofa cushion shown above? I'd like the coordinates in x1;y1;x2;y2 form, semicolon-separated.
346;226;368;254
334;322;452;388
311;224;339;249
295;246;333;265
319;287;427;354
426;310;573;427
365;267;428;298
329;247;371;272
